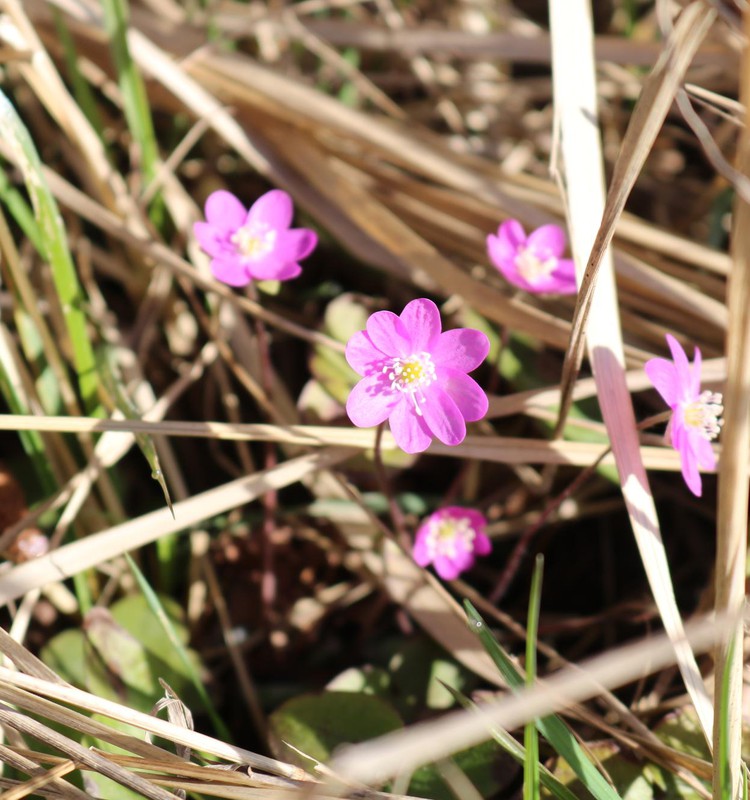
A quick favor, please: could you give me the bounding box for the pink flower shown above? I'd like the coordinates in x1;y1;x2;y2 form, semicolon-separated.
413;507;492;580
345;298;489;454
194;189;317;287
487;219;577;295
644;334;723;497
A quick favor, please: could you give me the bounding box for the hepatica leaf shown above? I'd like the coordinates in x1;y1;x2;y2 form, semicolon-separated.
268;691;403;768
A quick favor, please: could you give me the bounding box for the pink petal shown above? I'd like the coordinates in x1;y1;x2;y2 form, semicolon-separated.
457;508;487;532
193;221;231;258
433;552;473;580
421;386;466;447
440;369;488;422
265;262;302;282
671;419;702;496
474;532;492;556
554;257;577;279
665;335;692;394
345;331;386;376
690;344;703;398
412;527;433;567
644;357;681;407
527;224;567;259
247;189;293;230
487;233;519;273
399;298;442;352
205;190;246;231
534;273;578;295
210;257;251;287
366;311;412;357
693;435;717;471
346;375;399;428
497;219;527;251
432;329;489;372
389;400;433;453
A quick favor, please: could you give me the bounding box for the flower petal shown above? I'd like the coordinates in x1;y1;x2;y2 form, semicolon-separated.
644;357;681;407
440;369;488;422
247;189;293;230
474;532;492;556
693;435;717;471
346;375;398;428
533;273;578;295
421;386;466;446
665;335;692;395
433;552;473;580
210;258;250;287
527;224;567;259
205;190;246;231
496;219;527;251
366;311;412;357
670;419;702;496
193;221;232;258
412;527;433;567
399;298;442;352
389;400;433;453
690;344;703;398
432;329;489;373
345;331;387;376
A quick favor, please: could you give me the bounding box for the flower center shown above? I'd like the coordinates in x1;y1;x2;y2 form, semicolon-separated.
383;352;436;416
231;222;276;261
515;247;557;284
683;391;723;440
425;517;475;560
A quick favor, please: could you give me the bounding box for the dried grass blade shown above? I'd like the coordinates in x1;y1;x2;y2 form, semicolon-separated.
712;8;750;793
0;760;77;800
329;610;732;787
556;1;717;430
0;447;355;606
0;668;310;781
549;0;712;741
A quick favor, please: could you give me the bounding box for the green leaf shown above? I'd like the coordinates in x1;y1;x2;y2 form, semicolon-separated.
465;601;624;800
268;691;403;768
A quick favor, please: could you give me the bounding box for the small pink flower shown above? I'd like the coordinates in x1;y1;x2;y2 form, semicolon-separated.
194;189;317;287
413;507;492;580
487;219;577;295
345;298;489;454
644;334;723;497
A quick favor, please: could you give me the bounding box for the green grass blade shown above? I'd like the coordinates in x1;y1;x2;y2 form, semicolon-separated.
464;600;623;800
0;90;99;412
101;0;159;187
124;554;231;741
446;686;579;800
524;556;543;800
0;166;43;253
96;347;173;515
717;633;738;796
53;9;106;140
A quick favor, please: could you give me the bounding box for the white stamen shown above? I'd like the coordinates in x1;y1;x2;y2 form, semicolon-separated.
425;516;475;560
683;390;723;440
231;222;276;261
515;246;557;283
382;352;437;416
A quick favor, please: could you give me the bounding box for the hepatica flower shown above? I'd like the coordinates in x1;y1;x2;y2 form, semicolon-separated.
345;298;489;454
644;334;723;497
487;219;577;295
194;189;317;286
413;507;492;580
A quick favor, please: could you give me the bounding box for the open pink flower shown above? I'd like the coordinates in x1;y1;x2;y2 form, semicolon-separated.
194;189;317;287
345;298;489;454
413;507;492;580
644;334;723;497
487;219;577;295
